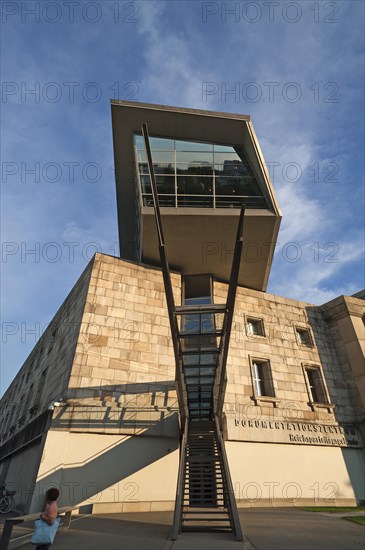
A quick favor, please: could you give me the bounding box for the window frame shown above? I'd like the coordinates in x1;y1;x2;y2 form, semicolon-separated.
302;363;334;412
246;316;265;338
249;356;279;405
295;325;314;347
182;274;213;306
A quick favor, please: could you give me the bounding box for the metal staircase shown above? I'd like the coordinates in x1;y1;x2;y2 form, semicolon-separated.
181;420;237;533
141;124;244;542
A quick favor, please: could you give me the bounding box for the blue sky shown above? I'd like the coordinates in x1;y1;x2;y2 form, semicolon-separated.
1;0;364;396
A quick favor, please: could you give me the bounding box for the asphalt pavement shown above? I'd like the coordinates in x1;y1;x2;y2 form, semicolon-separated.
1;507;364;550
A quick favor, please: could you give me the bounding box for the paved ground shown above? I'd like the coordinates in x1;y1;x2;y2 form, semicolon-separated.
238;508;364;549
1;508;364;550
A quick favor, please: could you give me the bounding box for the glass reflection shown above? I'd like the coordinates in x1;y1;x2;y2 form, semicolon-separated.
175;140;213;151
176;151;213;164
215;176;261;196
142;194;175;207
177;176;213;195
214;151;242;164
155;175;175;194
135;135;174;150
213;144;235;152
214;162;247;176
139;163;174;175
134;133;268;209
176;163;213;176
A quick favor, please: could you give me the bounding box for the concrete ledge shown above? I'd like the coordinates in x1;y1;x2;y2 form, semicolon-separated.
91;498;357;514
92;501;175;514
236;498;357;508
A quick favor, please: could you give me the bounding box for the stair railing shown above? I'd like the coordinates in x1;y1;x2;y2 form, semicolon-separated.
214;416;243;541
172;417;188;540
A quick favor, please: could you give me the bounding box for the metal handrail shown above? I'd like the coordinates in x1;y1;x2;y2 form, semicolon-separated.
175;304;226;315
142;123;188;422
215;206;245;419
0;506;78;550
171;418;188;540
214;416;243;541
142;193;266;209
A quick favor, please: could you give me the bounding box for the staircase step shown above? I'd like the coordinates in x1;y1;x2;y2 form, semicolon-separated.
183;509;230;516
182;513;230;517
184;492;225;496
182;517;231;522
186;460;220;464
182;526;233;533
184;504;228;508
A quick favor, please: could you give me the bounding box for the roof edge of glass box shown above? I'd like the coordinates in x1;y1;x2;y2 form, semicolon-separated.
111;100;282;292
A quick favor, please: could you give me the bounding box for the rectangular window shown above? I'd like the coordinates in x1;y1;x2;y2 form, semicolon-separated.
182;275;214;346
296;327;313;347
34;369;47;406
305;366;328;404
247;317;265;337
251;359;275;397
183;274;212;306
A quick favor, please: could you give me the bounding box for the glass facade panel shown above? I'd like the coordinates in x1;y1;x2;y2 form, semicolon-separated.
135;135;174;150
215;176;252;196
134;134;269;210
214;162;247;176
142;194;175;207
176;151;214;164
155;175;174;192
151;151;176;164
136;150;147;163
214;151;242;164
134;134;146;150
177;176;213;195
176;163;213;176
213;144;235;152
139;163;174;175
136;150;175;164
175;140;213;152
140;175;151;194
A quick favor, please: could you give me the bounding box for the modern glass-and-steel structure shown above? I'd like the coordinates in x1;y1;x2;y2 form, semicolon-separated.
111;101;281;291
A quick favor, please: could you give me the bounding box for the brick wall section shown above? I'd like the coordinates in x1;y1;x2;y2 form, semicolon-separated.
61;254;180;434
320;295;365;420
69;253;180;388
0;259;93;445
213;282;364;427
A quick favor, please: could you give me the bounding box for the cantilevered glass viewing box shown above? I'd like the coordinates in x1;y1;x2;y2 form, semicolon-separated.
111;101;281;291
134;134;269;209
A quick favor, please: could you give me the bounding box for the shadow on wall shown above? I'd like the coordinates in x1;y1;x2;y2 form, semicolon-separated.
51;380;179;434
307;306;365;504
29;382;180;513
341;448;365;504
306;305;363;417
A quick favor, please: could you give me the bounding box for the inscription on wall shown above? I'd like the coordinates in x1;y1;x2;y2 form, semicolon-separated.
228;417;362;448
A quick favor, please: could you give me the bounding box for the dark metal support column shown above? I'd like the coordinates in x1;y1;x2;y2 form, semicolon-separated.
215;205;245;420
141;123;188;422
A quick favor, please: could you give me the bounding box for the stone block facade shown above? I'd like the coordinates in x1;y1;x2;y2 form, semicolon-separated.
0;253;364;512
